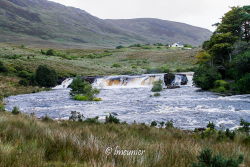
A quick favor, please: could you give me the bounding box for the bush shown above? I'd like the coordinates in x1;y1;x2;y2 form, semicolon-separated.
235;73;250;94
153;93;161;97
46;49;56;56
193;65;222;90
35;65;58;87
116;45;124;49
165;120;174;129
112;63;121;68
0;61;8;73
207;122;215;130
73;95;90;101
151;80;163;92
238;119;250;133
42;115;53;122
160;65;170;73
0;103;5;112
70;77;100;101
150;121;157;127
12;106;20;115
212;80;230;93
84;116;100;124
192;148;243;167
19;79;29;86
225;129;236;140
105;114;120;124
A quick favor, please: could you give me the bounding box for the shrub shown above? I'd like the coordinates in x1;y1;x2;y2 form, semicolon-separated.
70;77;100;101
207;122;215;130
42;115;53;122
238;119;250;133
225;129;236;140
69;111;84;122
116;45;124;49
73;95;90;101
93;97;102;101
35;65;58;87
12;106;20;115
192;148;243;167
159;121;165;128
0;61;8;73
160;65;170;73
151;80;163;92
165;120;174;129
214;80;230;89
0;103;5;112
84;116;100;124
129;44;141;47
193;65;221;90
18;70;33;80
150;121;157;127
46;49;56;56
112;63;121;68
19;79;29;86
154;93;161;97
105;114;120;124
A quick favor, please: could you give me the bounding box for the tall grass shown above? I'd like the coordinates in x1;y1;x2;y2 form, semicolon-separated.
0;112;248;167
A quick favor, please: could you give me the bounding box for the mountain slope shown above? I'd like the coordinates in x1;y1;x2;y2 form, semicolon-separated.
0;0;212;47
107;18;212;46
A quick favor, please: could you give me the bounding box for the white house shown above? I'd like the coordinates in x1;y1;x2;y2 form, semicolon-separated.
171;42;184;48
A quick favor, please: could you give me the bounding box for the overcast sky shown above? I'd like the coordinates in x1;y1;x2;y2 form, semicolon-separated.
50;0;250;31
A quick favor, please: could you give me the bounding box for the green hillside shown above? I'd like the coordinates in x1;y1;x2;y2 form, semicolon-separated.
0;0;212;47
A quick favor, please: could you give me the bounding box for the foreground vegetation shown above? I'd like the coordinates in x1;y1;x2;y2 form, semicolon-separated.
0;110;248;167
194;6;250;94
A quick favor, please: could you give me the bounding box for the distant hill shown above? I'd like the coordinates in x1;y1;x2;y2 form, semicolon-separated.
0;0;212;47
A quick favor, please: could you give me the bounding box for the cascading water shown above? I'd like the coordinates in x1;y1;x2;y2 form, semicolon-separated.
171;75;182;86
4;72;250;130
92;74;165;89
53;78;73;89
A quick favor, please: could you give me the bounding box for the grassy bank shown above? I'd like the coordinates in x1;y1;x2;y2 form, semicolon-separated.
0;111;248;167
0;43;197;77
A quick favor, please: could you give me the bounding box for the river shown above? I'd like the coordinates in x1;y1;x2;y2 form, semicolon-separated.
4;73;250;130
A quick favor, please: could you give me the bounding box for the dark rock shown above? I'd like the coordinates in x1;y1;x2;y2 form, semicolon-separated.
164;73;175;85
81;76;98;84
166;85;181;89
164;73;188;86
177;74;188;85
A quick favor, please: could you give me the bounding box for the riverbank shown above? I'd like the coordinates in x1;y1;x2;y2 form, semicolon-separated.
0;111;249;167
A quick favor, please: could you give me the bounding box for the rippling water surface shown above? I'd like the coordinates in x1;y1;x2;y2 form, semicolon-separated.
4;74;250;130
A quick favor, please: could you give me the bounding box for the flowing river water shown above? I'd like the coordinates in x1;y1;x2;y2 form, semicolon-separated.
4;73;250;130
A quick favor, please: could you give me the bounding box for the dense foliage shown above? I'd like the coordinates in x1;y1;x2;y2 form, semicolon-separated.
70;77;100;101
194;6;250;94
151;80;163;92
35;65;58;87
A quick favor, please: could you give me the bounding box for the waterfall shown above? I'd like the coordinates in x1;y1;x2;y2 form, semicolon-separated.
171;75;182;86
53;78;73;89
92;74;164;89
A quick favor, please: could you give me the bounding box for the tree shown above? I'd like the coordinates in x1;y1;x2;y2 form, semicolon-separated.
35;65;58;87
196;51;212;65
193;65;221;90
